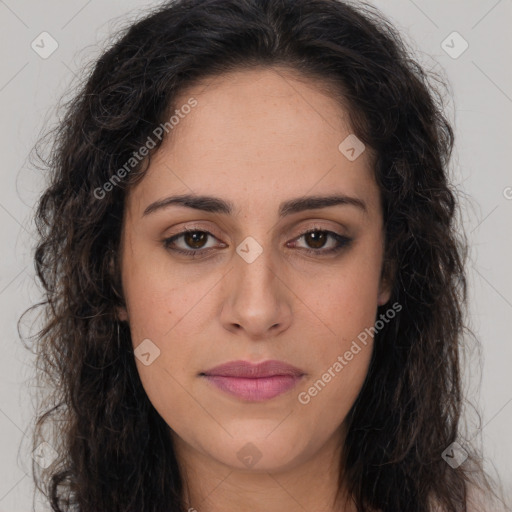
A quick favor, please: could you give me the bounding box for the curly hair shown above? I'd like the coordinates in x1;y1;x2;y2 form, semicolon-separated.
21;0;506;510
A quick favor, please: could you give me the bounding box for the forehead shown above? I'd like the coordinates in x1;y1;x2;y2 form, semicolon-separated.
126;66;379;218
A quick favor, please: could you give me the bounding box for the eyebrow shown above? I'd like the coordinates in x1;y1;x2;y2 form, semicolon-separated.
142;193;367;218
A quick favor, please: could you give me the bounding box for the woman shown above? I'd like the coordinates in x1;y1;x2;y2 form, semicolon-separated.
25;0;508;510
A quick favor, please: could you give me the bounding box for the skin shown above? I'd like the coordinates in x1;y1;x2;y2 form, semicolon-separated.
118;66;391;512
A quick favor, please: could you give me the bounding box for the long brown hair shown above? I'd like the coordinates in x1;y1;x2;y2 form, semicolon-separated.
22;0;506;510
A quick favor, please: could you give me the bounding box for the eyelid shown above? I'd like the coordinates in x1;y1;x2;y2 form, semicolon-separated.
162;227;225;253
164;222;224;241
288;226;352;253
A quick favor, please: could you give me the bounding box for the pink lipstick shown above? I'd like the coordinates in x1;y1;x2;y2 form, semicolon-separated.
201;360;305;401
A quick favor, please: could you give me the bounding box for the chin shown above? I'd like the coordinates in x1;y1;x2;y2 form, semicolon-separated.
197;426;315;473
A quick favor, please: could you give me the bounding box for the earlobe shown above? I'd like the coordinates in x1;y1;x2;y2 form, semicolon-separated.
116;306;129;322
377;259;395;306
108;248;128;322
377;285;392;306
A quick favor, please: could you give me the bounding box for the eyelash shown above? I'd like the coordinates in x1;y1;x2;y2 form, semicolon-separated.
162;227;353;258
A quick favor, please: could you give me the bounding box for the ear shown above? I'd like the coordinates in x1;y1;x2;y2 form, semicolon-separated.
377;280;392;306
117;305;129;322
377;258;395;306
108;247;128;322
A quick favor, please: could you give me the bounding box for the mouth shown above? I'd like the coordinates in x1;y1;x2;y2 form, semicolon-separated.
200;360;306;402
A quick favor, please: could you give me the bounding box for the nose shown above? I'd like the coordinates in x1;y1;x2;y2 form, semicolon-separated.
219;244;293;340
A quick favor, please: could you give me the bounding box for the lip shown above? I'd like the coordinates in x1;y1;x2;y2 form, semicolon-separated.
201;360;305;401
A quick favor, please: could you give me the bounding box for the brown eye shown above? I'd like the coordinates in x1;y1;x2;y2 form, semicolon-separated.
163;229;225;256
304;230;328;249
183;231;208;249
290;228;353;256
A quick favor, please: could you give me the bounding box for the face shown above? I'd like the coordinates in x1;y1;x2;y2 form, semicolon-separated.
118;66;391;474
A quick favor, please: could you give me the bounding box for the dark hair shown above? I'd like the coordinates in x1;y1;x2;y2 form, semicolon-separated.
22;0;506;510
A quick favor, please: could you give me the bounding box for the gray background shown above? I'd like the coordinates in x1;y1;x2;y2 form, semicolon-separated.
0;0;511;510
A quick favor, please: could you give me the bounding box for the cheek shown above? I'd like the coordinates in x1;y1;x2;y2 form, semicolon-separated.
301;246;383;346
294;266;380;428
122;246;219;341
123;268;211;434
295;340;372;449
121;248;224;415
124;271;215;397
292;242;382;411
